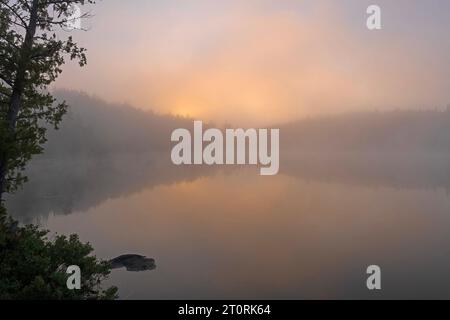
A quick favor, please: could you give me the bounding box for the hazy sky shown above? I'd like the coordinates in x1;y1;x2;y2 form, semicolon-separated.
54;0;450;125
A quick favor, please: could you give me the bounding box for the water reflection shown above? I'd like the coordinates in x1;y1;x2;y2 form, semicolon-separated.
6;152;450;299
7;152;450;223
6;153;216;222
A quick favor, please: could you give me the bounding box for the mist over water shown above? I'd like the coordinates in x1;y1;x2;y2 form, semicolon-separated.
9;160;450;299
6;91;450;299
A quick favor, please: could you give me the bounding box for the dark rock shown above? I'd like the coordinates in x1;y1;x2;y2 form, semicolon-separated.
109;254;156;272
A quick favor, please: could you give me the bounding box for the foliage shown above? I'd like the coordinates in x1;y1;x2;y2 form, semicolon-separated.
0;0;94;195
0;1;120;301
0;209;118;300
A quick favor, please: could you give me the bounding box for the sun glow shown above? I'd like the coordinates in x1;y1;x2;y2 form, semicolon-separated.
54;1;450;126
171;103;199;119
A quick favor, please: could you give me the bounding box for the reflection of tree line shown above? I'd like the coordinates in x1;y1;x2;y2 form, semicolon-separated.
281;152;450;192
8;91;450;221
9;150;450;222
7;153;215;222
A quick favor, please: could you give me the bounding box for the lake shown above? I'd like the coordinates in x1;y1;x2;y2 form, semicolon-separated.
7;152;450;299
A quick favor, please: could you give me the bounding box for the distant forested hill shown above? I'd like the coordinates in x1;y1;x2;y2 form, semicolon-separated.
46;90;450;156
44;90;193;157
281;110;450;154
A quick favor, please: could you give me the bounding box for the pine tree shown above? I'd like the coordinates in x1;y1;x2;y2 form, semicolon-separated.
0;0;94;201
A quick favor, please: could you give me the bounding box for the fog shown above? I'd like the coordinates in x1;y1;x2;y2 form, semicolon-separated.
46;90;450;157
7;90;450;222
54;0;450;125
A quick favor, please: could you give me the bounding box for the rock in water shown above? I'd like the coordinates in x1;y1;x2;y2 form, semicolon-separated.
109;254;156;272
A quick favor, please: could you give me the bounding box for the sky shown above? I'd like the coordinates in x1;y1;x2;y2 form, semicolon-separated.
54;0;450;126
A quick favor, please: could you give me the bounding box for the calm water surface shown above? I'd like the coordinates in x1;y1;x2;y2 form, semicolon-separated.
8;154;450;299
